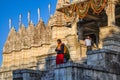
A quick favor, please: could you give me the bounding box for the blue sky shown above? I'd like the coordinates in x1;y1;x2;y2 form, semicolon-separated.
0;0;57;66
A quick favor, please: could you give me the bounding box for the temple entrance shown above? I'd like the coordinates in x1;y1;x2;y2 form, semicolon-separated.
77;19;100;48
76;7;108;49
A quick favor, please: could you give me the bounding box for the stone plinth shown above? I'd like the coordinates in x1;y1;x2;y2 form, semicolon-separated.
103;32;120;53
87;49;120;73
87;49;115;66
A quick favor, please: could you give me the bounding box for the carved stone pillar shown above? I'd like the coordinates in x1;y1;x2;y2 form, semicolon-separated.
106;0;116;26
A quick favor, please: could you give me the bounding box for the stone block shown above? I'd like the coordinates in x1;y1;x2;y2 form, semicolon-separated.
87;50;106;67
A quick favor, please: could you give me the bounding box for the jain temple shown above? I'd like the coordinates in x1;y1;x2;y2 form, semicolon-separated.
0;0;120;80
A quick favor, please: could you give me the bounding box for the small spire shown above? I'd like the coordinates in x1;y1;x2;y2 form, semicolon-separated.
40;18;43;22
28;11;31;25
38;8;40;22
9;18;12;30
48;4;51;17
50;14;53;18
11;26;15;30
30;20;33;24
19;14;22;27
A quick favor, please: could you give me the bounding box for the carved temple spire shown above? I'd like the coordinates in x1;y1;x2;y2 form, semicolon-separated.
27;22;35;45
3;27;17;53
18;24;26;34
34;19;46;45
56;0;65;9
48;0;67;27
36;19;46;35
7;27;17;43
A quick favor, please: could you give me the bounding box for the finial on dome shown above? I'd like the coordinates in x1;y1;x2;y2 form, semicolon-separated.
28;11;31;25
19;14;22;27
38;8;40;22
48;4;51;17
9;18;12;30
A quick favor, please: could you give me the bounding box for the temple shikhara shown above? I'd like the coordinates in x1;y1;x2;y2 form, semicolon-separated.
0;0;120;80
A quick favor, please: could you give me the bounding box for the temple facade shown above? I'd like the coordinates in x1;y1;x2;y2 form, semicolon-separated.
0;0;120;80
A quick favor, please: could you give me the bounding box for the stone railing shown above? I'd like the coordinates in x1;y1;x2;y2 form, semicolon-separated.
41;62;120;80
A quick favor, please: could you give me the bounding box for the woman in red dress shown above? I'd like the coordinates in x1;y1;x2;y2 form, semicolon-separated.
55;39;64;65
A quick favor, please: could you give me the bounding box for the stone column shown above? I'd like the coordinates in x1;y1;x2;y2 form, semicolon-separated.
106;0;116;26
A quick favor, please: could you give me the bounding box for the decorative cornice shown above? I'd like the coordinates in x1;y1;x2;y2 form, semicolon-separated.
3;43;51;54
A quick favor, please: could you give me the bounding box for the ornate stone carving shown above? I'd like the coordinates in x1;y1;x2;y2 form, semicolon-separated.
18;24;29;48
3;20;52;53
27;23;35;46
34;20;46;45
3;27;17;53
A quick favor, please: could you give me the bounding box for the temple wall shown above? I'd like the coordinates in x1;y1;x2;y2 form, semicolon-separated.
52;26;73;40
0;70;12;80
0;44;51;80
2;44;51;68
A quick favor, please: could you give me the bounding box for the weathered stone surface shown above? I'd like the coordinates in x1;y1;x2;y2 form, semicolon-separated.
40;62;120;80
13;69;45;80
